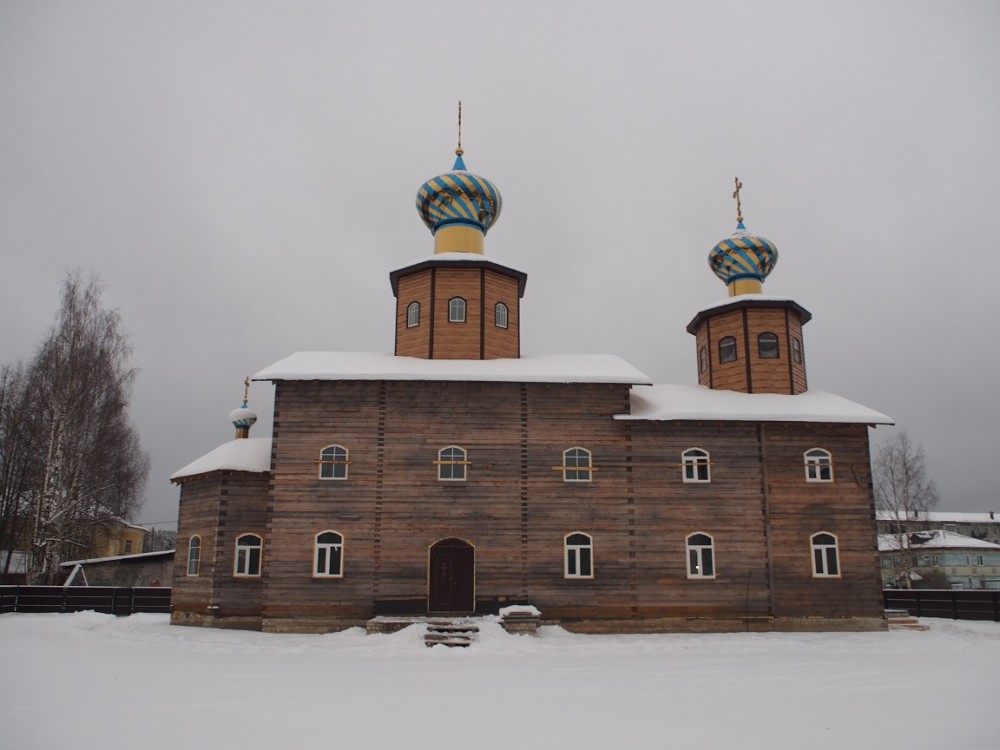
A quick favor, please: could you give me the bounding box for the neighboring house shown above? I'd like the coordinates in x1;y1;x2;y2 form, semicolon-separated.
60;550;175;587
876;511;1000;546
879;530;1000;590
170;143;893;634
99;520;150;558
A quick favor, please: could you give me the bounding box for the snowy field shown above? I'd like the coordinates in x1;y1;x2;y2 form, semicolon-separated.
1;613;998;750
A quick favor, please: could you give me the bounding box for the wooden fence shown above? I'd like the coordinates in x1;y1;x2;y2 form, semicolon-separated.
884;589;1000;622
0;586;171;616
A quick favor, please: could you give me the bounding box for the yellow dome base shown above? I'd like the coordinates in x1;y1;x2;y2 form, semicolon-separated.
435;225;484;255
728;278;763;296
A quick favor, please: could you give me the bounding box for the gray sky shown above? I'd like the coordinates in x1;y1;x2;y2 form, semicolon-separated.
2;1;997;530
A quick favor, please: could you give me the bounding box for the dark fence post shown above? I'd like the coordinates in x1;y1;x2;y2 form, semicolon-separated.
994;591;999;623
60;587;68;614
916;591;922;617
952;590;958;620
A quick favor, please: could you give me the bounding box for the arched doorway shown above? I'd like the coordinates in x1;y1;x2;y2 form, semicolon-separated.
428;538;475;614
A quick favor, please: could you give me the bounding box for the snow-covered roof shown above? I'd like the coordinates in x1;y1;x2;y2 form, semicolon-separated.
254;352;653;385
59;549;176;567
171;437;272;481
876;510;1000;523
616;384;893;424
878;530;1000;552
695;293;801;317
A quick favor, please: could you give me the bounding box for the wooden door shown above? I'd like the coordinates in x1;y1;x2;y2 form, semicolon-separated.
428;538;475;613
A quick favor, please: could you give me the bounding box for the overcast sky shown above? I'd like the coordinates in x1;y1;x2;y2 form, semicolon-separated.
2;1;997;530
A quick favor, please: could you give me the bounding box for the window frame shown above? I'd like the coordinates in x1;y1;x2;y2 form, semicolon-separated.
564;532;594;579
187;535;201;577
792;337;803;364
406;301;420;328
495;301;508;329
682;447;711;483
686;532;716;579
698;345;708;374
562;447;593;482
448;297;467;323
234;533;263;577
313;530;344;578
804;448;834;483
719;336;737;364
437;445;468;481
758;332;779;359
810;532;840;577
319;444;349;480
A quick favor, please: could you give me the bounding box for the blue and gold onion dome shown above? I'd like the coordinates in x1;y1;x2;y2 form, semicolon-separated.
416;153;502;235
708;220;779;288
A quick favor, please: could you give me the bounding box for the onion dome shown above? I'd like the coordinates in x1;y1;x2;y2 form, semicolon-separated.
230;378;257;438
416;153;502;238
708;178;778;296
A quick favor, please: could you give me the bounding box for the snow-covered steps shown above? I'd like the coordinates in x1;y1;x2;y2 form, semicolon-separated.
424;620;480;648
885;609;930;631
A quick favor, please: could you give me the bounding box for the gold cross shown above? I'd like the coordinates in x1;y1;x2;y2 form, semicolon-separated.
456;100;463;157
242;376;250;406
733;177;744;224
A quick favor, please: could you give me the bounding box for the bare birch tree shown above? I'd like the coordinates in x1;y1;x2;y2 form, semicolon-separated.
873;431;940;589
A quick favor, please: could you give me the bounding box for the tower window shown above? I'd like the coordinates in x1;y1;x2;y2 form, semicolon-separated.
314;531;344;577
758;332;779;359
792;337;803;364
406;301;420;328
686;533;715;579
682;448;711;483
562;447;593;482
495;302;508;329
810;532;840;577
234;534;263;577
319;445;349;480
437;445;468;481
719;337;737;364
698;346;708;373
448;297;467;323
187;535;201;577
565;532;594;578
804;448;833;482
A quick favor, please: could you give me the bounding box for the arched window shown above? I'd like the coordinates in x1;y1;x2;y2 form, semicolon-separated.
406;301;420;328
792;337;803;364
438;445;468;481
565;532;594;578
562;447;593;482
448;297;467;323
187;535;201;577
314;531;344;577
686;533;715;578
698;346;708;373
758;332;779;359
804;448;833;482
719;336;737;364
682;448;710;483
234;534;262;577
811;532;840;577
319;445;348;480
495;302;508;329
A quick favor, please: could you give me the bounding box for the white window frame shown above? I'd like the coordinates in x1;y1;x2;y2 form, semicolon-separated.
406;301;420;328
810;532;840;578
564;532;594;578
682;448;711;483
804;448;833;482
314;531;344;578
234;534;263;577
562;447;593;482
319;444;349;480
495;301;508;329
438;445;468;481
686;533;715;579
448;297;467;323
187;535;201;577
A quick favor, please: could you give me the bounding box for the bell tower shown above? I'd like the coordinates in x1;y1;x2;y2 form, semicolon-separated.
687;178;810;394
391;104;526;360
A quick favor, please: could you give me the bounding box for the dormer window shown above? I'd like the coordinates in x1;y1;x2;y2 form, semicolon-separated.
758;332;779;359
448;297;467;323
719;337;737;364
495;302;508;329
406;301;420;328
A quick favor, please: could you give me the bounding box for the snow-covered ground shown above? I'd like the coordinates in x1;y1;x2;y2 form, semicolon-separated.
1;613;997;750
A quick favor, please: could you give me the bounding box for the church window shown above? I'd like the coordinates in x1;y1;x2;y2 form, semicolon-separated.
698;346;708;373
810;532;840;577
562;447;593;482
565;533;594;578
234;534;262;577
758;332;779;359
187;535;201;576
792;337;803;364
319;445;349;480
682;448;710;483
495;302;508;329
437;446;468;481
804;448;833;482
448;297;467;323
686;533;715;578
719;337;737;364
406;301;420;327
314;531;344;577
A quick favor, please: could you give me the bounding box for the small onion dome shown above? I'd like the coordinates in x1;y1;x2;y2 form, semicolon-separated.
415;153;502;236
708;220;779;288
229;403;258;430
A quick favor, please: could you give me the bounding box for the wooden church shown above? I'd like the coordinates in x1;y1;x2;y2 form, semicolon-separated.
170;135;892;633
